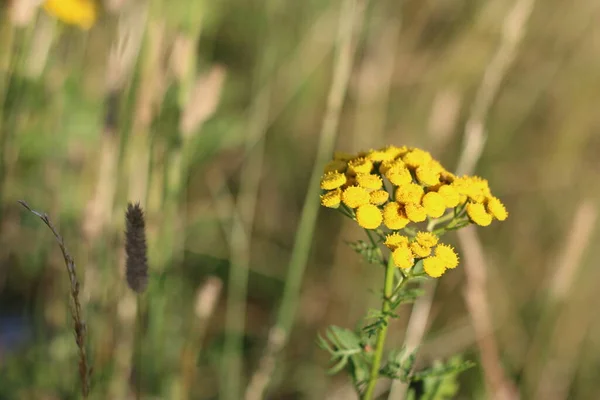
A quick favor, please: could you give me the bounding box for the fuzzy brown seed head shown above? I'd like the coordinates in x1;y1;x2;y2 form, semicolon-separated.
125;202;148;293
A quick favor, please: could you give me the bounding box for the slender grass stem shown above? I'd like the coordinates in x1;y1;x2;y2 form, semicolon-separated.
362;255;400;400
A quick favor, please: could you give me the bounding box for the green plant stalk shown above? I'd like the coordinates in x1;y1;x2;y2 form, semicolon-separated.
363;254;400;400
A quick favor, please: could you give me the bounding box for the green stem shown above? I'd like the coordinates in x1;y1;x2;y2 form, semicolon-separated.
363;255;398;400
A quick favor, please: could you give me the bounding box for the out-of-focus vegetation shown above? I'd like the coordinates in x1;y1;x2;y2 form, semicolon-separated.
1;0;599;399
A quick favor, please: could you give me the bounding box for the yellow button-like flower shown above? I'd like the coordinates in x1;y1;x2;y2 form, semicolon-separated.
439;170;456;184
370;190;389;205
342;186;370;208
356;174;383;190
320;189;341;208
469;176;492;200
405;203;427;222
366;148;396;162
393;246;414;270
355;204;383;229
44;0;96;29
320;171;347;190
395;183;424;204
383;202;410;229
402;148;432;169
437;184;461;208
323;159;347;174
379;159;405;175
435;244;459;269
348;158;373;175
385;165;413;187
385;145;409;159
410;242;431;258
421;191;446;218
466;202;493;226
384;233;409;250
334;151;355;161
486;196;508;221
415;231;438;248
415;163;440;187
423;256;446;278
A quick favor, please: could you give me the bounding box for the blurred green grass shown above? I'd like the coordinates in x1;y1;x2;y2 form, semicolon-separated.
1;0;600;399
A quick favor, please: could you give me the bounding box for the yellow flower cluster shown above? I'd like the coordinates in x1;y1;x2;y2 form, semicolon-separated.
385;232;459;278
43;0;97;30
319;145;508;229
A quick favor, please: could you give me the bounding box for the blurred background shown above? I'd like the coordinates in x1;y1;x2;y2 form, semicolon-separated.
1;0;600;399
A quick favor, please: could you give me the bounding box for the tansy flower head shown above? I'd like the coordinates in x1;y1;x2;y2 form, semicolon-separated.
486;196;508;221
342;186;370;208
355;204;383;229
440;170;456;184
384;145;409;159
405;203;427;223
385;164;413;186
395;183;424;204
421;191;446;218
334;151;355;161
347;158;373;175
379;159;405;175
466;202;492;226
437;184;461;208
366;148;393;162
415;163;440;187
410;242;431;258
321;189;342;208
384;233;409;250
383;202;410;230
44;0;97;29
423;256;446;278
323;159;347;174
321;171;346;190
356;174;383;190
435;244;459;269
370;190;389;205
402;148;433;169
392;246;414;270
415;231;438;248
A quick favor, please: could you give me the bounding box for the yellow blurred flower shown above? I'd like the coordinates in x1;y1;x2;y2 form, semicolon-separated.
356;174;383;190
355;204;383;229
342;186;370;209
437;184;461;208
466;202;492;226
405;203;427;222
369;190;389;206
323;159;347;174
379;159;404;175
347;157;373;175
415;163;440;187
334;151;355;161
392;246;414;270
435;244;459;269
423;256;446;278
421;191;446;218
402;148;433;169
385;164;413;186
486;196;508;221
321;171;346;190
383;202;410;229
415;231;438;248
320;189;342;208
410;242;431;258
395;182;424;204
384;233;409;250
44;0;96;29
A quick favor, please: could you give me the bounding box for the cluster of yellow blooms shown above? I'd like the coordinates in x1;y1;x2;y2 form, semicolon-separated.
319;145;508;278
43;0;97;30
